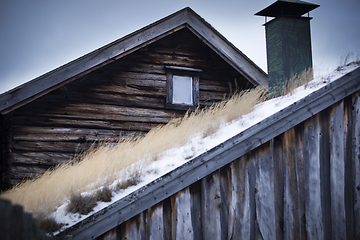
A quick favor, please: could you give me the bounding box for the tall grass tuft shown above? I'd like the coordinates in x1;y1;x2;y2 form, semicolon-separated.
0;86;266;220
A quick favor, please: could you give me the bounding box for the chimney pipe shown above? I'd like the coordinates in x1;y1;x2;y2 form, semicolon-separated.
255;0;319;98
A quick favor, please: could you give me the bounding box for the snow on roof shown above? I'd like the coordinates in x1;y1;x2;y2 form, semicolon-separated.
55;64;360;237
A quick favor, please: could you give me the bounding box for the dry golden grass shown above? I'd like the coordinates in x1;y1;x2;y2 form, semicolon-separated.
280;67;314;96
0;86;266;219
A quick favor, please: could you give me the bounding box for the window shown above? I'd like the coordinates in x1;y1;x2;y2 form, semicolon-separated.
165;66;201;110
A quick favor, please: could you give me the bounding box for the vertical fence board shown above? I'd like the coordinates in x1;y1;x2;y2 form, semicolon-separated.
304;116;324;240
119;212;146;240
255;142;276;239
147;203;164;240
173;187;193;240
201;170;221;240
220;167;230;240
295;124;306;240
283;128;300;240
352;95;360;239
248;156;257;240
330;101;347;239
273;136;284;240
228;155;251;239
344;96;354;239
189;181;202;240
319;109;331;240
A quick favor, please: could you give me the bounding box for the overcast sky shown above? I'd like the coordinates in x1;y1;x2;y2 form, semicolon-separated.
0;0;359;94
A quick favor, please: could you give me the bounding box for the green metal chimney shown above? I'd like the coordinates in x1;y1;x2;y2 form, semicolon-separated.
255;0;319;98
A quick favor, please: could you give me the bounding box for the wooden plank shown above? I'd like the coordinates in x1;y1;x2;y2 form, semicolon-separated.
146;203;164;240
228;155;251;239
11;152;72;166
282;128;300;240
344;95;355;239
98;228;117;240
248;155;257;240
10;165;47;180
201;171;221;240
329;101;347;239
58;68;360;239
272;135;284;240
303;116;324;240
12;127;138;142
294;124;306;240
219;166;230;240
162;197;172;240
254;142;276;239
12;117;160;132
172;187;193;240
319;109;331;239
189;181;202;240
11;141;94;153
352;95;360;239
119;213;146;240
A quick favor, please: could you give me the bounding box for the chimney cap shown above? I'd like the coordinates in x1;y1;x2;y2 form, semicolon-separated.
255;0;319;18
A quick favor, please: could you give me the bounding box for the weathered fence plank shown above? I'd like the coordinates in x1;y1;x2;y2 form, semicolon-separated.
283;128;300;240
295;124;306;240
330;101;347;239
201;171;221;240
172;188;193;240
147;203;164;240
255;142;276;240
119;213;146;240
273;136;284;240
352;95;360;239
228;155;251;239
304;116;324;240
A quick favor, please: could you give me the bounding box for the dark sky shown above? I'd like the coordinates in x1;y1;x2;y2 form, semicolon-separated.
0;0;359;93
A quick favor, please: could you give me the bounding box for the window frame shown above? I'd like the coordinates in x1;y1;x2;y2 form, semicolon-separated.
165;66;201;110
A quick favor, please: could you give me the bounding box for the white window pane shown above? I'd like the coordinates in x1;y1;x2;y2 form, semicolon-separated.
173;75;193;104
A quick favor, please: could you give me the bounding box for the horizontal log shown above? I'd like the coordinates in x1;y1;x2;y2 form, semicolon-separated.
200;91;227;101
12;117;161;131
126;51;207;68
113;72;167;81
10;165;48;180
11;152;73;165
15;103;183;118
12;128;140;142
12;140;95;153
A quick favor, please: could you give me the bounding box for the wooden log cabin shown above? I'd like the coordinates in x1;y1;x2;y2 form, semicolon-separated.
0;8;267;190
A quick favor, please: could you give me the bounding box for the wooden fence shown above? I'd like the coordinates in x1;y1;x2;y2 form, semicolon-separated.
92;92;360;239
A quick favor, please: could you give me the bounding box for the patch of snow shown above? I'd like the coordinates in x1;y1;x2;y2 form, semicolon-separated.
53;64;359;234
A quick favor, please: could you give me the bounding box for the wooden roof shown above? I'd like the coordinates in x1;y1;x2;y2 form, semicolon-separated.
0;7;267;115
57;67;360;239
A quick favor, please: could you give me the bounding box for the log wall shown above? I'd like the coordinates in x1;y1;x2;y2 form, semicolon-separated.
0;28;251;189
96;93;360;240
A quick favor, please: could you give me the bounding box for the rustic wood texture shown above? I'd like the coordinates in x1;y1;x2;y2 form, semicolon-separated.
329;101;347;239
304;115;323;240
92;95;358;240
254;143;276;239
2;28;250;187
352;95;360;239
58;67;360;240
